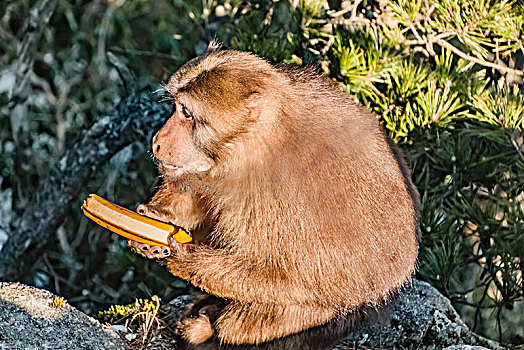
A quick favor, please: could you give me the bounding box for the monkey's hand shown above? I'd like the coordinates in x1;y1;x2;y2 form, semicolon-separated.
128;239;172;259
128;203;192;259
127;236;192;259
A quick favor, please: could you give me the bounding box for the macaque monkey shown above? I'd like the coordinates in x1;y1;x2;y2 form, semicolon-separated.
128;45;420;346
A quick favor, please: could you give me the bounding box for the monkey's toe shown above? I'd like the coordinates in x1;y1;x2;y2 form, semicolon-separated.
177;314;215;345
128;239;171;259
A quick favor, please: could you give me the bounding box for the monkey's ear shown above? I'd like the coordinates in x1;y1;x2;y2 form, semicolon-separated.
247;93;260;121
206;39;223;53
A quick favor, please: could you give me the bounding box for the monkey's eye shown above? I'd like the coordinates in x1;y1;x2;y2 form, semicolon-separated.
180;105;193;120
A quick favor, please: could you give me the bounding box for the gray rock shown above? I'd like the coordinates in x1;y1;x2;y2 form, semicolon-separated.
336;279;500;350
0;282;124;350
0;280;502;350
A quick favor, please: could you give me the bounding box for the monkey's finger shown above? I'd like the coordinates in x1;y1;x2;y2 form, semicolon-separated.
128;239;139;252
128;239;138;254
128;240;167;259
161;246;171;257
142;243;168;259
168;236;179;250
168;236;191;255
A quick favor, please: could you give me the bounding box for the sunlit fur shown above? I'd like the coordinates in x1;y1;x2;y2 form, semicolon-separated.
141;49;420;345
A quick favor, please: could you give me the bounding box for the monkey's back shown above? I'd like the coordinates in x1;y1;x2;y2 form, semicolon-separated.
210;61;419;311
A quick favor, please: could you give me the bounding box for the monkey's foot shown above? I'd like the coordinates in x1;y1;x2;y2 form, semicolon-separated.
177;314;214;344
127;239;171;259
176;294;223;344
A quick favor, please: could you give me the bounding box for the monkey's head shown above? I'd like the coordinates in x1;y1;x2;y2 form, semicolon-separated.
154;50;279;179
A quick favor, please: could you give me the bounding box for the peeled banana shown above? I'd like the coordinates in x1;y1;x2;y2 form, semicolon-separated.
81;194;192;246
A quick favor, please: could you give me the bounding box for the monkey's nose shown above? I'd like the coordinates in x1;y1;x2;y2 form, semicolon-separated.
152;142;161;156
152;134;161;156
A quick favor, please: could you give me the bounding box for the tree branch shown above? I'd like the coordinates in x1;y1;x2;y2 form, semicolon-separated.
0;95;171;281
437;39;524;77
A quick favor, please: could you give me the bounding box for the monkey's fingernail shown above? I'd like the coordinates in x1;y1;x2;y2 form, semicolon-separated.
136;204;146;214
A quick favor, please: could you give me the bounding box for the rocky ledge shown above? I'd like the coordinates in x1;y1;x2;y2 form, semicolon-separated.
0;280;502;350
0;282;124;349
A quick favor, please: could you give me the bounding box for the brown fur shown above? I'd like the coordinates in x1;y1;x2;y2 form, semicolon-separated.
139;49;420;345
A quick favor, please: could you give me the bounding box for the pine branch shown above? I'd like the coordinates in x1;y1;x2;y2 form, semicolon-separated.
437;39;524;77
404;34;524;77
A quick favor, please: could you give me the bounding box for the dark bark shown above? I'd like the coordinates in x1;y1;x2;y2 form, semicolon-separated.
0;96;170;281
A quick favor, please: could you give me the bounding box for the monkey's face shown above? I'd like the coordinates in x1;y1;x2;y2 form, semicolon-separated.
152;99;215;178
156;51;277;179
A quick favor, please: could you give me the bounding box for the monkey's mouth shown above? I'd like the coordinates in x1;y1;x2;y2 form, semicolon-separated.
160;162;180;171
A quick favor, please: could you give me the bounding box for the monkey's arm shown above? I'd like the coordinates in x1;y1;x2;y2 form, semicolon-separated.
137;182;207;232
165;245;323;306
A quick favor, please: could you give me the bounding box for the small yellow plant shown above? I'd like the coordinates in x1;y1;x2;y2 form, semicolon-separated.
96;298;159;323
95;296;166;348
128;295;161;346
49;296;67;309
